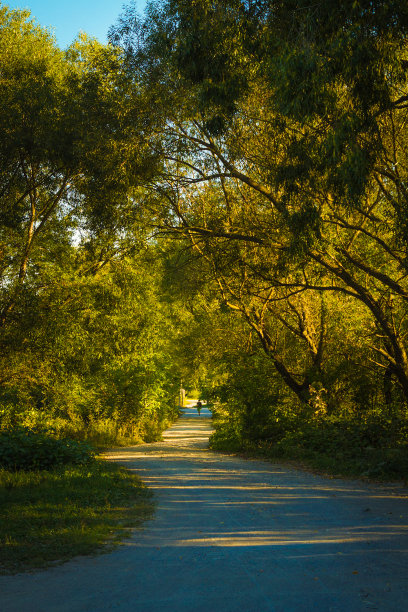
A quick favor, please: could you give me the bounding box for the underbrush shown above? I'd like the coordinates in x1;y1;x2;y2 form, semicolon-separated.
46;418;145;448
0;408;179;450
210;414;408;482
52;416;175;448
0;428;94;471
0;460;153;574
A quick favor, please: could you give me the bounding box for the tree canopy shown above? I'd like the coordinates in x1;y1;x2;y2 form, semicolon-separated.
1;0;408;475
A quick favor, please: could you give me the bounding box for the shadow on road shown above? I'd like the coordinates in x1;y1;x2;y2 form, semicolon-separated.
1;402;408;611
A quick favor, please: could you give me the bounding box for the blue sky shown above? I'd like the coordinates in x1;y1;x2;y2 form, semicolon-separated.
4;0;147;48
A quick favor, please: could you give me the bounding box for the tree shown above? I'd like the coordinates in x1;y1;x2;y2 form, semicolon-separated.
111;0;408;407
0;7;157;329
0;6;182;440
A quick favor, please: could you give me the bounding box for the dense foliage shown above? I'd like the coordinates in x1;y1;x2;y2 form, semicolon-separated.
0;428;94;470
2;0;408;478
108;0;408;477
0;6;183;446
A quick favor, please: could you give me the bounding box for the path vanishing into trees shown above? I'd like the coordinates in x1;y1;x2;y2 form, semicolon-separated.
1;402;408;611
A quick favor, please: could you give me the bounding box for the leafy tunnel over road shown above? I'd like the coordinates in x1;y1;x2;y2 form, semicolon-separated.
1;402;408;611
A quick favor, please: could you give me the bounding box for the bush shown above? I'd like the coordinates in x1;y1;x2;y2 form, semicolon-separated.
209;428;243;453
0;428;95;471
274;415;408;457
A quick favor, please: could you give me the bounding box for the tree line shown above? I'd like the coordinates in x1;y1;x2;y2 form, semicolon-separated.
2;1;408;473
0;5;186;444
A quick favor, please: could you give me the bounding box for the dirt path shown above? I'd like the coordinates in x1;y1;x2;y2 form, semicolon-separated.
1;402;408;611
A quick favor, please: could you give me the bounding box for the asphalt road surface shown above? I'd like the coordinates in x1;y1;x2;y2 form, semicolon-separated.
1;402;408;611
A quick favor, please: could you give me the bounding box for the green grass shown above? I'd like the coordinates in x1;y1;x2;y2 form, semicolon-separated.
0;459;154;574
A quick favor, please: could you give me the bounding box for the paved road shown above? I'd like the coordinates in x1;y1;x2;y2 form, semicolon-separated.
1;403;408;611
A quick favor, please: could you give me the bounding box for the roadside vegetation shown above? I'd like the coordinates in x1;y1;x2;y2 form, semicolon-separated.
0;427;153;574
210;405;408;482
0;460;153;574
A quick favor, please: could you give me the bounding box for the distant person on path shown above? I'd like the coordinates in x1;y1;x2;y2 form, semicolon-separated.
196;400;202;416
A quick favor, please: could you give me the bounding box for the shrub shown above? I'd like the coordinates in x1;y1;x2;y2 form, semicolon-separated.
209;417;243;452
0;428;95;471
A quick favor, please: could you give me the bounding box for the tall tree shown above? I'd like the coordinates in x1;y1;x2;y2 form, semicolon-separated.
0;6;182;438
111;0;408;406
0;7;157;329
